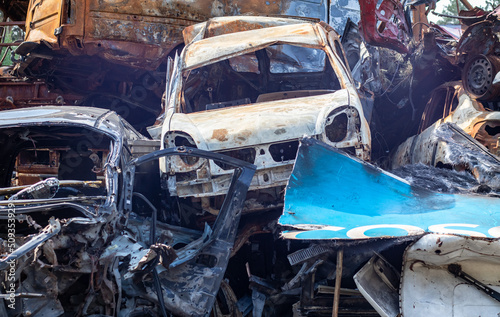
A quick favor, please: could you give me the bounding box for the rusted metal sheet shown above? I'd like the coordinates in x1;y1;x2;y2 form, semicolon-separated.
183;22;323;70
472;120;500;156
20;0;329;70
182;16;316;45
23;0;63;45
0;78;81;109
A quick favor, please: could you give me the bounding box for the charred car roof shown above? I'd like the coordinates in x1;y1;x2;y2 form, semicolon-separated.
181;18;341;72
0;105;146;141
182;15;324;43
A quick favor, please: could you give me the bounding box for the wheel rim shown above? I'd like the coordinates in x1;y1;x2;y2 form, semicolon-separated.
466;56;493;96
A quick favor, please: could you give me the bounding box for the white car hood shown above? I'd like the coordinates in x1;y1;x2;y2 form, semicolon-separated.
167;89;355;151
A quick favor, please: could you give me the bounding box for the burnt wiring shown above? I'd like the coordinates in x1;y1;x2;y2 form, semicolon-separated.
132;192;170;317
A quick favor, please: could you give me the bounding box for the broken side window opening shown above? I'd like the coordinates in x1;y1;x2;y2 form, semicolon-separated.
418;84;459;133
0;126;112;186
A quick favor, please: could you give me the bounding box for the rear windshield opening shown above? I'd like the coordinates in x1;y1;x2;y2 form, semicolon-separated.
0;126;113;199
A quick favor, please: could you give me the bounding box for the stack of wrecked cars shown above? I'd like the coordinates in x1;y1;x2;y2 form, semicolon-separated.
1;1;500;317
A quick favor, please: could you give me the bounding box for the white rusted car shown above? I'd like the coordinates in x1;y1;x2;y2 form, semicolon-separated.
158;16;371;209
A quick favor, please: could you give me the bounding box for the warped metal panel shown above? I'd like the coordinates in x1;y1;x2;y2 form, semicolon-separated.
24;0;63;44
279;138;500;240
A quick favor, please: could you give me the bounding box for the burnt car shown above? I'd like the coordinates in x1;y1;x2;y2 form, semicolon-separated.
391;81;500;189
157;16;371;211
12;0;333;130
0;106;256;316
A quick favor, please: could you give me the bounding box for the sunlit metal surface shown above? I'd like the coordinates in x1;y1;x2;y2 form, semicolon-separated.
280;138;500;240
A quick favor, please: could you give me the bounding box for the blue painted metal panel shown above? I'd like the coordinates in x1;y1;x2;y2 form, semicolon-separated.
279;138;500;240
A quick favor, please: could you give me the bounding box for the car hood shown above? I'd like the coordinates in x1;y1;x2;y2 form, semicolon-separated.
166;89;358;151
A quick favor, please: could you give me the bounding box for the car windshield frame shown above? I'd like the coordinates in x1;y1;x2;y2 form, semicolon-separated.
171;25;351;114
0;119;125;218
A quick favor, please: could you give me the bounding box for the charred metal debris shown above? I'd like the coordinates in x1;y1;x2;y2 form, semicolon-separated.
1;1;500;316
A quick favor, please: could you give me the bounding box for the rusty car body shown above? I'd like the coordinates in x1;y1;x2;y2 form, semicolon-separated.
157;16;371;212
391;81;500;189
18;0;330;70
454;6;500;102
0;105;256;316
17;0;360;72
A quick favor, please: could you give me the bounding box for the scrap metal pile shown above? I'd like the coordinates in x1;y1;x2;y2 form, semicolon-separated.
0;0;500;316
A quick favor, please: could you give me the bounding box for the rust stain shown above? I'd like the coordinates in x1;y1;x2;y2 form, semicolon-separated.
212;128;229;142
471;121;500;155
0;80;81;110
205;20;266;38
236;129;252;142
274;128;286;135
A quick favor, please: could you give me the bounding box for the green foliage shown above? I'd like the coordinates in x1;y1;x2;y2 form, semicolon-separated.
435;0;467;24
0;10;23;66
434;0;498;25
0;29;14;66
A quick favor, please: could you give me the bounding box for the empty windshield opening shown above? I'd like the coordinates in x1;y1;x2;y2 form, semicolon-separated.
181;44;341;113
0;126;113;199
